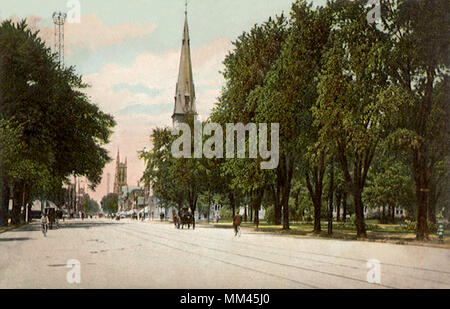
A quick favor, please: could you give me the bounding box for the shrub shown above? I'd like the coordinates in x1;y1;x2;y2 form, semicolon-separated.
219;206;233;221
403;220;416;231
402;220;437;233
264;206;275;224
428;221;437;233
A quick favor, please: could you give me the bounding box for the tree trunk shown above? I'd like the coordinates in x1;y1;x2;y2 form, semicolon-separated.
413;147;429;240
336;192;341;222
281;189;289;230
253;189;263;229
254;203;259;228
313;196;321;233
188;190;198;230
281;157;294;230
207;188;211;223
305;155;325;234
294;189;300;222
392;206;395;224
272;180;282;225
353;187;367;238
342;192;347;222
428;183;437;224
244;204;247;222
328;162;334;235
0;172;8;227
229;192;236;219
11;181;23;225
411;69;435;240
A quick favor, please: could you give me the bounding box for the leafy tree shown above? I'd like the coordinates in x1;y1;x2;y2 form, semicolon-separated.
363;152;416;222
254;0;332;230
0;119;24;225
141;127;186;210
82;194;100;214
100;193;119;214
211;15;288;226
380;0;449;239
0;19;115;226
313;1;391;237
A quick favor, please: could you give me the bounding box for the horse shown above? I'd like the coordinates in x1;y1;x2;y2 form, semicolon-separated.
175;208;193;229
233;214;242;237
179;211;193;229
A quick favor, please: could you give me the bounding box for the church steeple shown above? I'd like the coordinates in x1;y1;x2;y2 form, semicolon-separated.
172;2;197;125
113;148;127;195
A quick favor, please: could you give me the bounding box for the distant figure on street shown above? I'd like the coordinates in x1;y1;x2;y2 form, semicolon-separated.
41;213;48;237
233;214;242;237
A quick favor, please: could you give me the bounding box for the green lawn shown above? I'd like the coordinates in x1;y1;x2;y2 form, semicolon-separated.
197;219;450;248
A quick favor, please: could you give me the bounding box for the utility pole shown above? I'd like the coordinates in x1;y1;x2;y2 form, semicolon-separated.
52;12;67;68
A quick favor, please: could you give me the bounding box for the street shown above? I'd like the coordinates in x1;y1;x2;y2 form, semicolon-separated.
0;219;449;289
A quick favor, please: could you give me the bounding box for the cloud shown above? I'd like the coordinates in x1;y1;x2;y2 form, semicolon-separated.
65;14;155;52
83;37;232;116
8;14;155;54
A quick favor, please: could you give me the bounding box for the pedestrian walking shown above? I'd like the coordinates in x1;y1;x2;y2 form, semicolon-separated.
41;212;48;237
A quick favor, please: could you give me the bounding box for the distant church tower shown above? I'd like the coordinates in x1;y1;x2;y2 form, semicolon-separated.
113;149;127;195
172;5;198;126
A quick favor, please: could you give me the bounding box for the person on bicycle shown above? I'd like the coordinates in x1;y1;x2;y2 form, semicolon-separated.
41;212;48;236
233;214;242;237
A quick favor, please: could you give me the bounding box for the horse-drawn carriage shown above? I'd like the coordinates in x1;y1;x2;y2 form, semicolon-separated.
172;208;194;229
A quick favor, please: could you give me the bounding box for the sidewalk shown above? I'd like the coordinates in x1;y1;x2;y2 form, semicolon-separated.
0;222;29;234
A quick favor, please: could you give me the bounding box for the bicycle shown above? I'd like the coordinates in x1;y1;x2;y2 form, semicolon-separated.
235;225;241;237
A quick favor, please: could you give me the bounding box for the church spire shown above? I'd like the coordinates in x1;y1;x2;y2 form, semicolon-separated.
172;1;197;125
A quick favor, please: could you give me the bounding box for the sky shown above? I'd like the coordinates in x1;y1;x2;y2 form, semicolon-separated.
1;0;326;203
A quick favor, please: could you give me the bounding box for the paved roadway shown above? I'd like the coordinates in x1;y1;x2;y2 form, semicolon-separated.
0;219;449;288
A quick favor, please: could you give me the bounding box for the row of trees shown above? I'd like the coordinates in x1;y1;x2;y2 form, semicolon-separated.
141;0;448;239
81;194;101;215
0;19;115;226
101;193;119;215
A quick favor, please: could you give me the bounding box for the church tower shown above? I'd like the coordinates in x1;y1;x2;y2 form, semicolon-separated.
113;149;127;195
172;5;197;126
